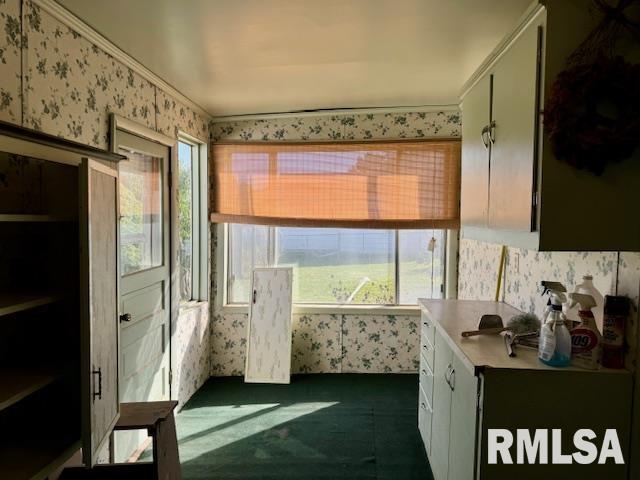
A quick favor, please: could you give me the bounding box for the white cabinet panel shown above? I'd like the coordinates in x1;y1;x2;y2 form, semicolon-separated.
418;385;433;456
488;17;542;232
245;267;293;384
447;357;479;480
430;329;453;480
461;75;491;228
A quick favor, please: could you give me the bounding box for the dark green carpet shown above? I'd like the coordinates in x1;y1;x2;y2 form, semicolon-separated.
153;374;433;479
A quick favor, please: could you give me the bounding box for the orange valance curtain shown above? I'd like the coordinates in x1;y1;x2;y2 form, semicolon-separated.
210;140;461;229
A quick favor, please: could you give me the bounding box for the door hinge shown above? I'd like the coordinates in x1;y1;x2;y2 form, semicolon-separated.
169;369;173;386
440;284;445;294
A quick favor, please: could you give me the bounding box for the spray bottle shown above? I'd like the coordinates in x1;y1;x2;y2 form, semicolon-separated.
540;281;567;324
538;291;572;367
568;293;602;370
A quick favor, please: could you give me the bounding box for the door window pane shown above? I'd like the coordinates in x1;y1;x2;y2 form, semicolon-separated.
275;228;395;304
119;149;163;275
398;230;445;304
227;223;269;303
178;142;193;301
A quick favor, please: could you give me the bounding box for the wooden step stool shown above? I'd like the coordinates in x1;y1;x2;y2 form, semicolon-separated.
60;401;181;480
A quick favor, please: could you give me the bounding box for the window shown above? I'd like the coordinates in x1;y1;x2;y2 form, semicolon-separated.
227;225;446;305
177;138;207;303
119;149;163;275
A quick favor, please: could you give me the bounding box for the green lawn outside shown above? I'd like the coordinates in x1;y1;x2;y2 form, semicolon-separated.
231;260;442;305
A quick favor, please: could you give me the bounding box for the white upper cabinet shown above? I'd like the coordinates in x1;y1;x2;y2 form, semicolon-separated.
487;17;541;232
460;1;640;251
460;75;491;228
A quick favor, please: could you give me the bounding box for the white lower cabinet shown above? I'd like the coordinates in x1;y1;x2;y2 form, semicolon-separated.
419;301;633;480
428;328;478;480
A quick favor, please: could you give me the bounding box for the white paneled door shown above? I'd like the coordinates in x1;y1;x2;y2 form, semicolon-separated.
115;130;171;461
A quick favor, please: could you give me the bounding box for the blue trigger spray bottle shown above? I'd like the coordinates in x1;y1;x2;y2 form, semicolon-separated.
538;290;572;367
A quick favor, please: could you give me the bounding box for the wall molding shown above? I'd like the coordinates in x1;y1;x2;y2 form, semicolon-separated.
459;0;544;100
211;104;460;123
31;0;212;120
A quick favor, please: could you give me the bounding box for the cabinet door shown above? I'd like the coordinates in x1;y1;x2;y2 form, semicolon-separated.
461;75;491;227
430;330;453;480
488;15;543;231
447;356;479;480
79;159;120;467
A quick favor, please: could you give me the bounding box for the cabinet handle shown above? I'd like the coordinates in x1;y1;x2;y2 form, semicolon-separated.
449;369;456;391
488;120;496;144
481;125;490;149
422;343;430;352
92;367;102;401
423;320;430;328
252;289;257;304
445;363;452;387
119;313;132;323
421;402;427;411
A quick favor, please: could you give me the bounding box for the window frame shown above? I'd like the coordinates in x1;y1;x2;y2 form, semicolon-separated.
176;132;209;304
221;224;457;310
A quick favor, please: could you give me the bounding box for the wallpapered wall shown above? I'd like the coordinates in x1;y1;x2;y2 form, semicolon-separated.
209;110;461;376
458;239;640;369
0;0;210;408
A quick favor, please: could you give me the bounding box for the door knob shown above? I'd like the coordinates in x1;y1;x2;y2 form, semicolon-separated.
119;313;132;323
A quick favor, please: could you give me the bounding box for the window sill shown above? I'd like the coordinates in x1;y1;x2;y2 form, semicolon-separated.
179;300;209;314
221;303;420;316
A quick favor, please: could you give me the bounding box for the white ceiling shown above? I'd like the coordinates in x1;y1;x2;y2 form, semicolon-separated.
57;0;531;117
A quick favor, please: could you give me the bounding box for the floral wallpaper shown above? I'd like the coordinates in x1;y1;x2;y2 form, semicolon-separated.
209;109;458;376
342;314;420;373
211;110;461;142
1;1;209;148
0;0;211;408
172;303;211;410
23;0;156;148
0;0;21;124
458;238;640;368
156;88;208;141
211;312;420;376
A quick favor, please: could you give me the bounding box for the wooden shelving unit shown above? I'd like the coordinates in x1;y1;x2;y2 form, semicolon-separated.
0;437;80;480
0;293;63;318
0;214;76;223
0;369;60;412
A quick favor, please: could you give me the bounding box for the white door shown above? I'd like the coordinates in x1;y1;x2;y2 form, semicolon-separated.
115;130;171;460
245;268;293;384
430;329;453;480
447;356;479;480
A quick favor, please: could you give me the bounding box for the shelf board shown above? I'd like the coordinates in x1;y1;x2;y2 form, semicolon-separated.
0;293;63;317
0;214;75;223
0;368;61;412
0;436;80;480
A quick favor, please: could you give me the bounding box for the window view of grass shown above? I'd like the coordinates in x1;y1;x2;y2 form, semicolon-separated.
228;225;445;305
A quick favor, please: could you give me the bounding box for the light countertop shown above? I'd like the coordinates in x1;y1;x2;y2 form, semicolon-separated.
418;299;628;376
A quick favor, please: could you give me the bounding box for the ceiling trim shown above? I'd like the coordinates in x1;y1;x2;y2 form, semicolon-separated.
211;104;460;123
459;0;543;100
33;0;212;120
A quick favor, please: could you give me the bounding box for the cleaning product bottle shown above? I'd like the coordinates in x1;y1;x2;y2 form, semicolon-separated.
601;295;629;369
566;275;605;332
540;281;567;324
538;291;571;367
568;293;602;370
